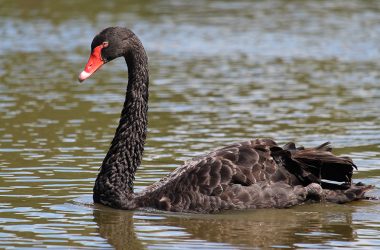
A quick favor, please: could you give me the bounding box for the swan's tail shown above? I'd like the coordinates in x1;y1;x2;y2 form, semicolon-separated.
323;182;374;203
272;142;375;203
291;141;355;185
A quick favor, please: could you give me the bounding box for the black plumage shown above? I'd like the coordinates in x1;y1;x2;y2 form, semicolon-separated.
78;27;373;213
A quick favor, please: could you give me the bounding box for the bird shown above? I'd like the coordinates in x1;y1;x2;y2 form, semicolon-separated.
78;27;373;213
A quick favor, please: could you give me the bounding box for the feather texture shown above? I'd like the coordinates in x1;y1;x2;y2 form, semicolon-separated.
136;139;372;212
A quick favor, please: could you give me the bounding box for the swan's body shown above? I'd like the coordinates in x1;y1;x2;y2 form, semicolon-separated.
79;27;372;213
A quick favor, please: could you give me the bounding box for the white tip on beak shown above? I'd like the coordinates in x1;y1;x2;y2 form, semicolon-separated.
78;71;92;82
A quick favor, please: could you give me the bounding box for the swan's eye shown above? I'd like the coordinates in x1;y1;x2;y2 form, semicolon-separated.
102;41;109;48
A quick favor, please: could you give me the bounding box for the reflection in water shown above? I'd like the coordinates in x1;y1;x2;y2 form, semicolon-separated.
94;207;144;250
94;204;357;249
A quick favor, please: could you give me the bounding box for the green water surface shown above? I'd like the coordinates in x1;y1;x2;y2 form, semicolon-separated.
0;0;380;249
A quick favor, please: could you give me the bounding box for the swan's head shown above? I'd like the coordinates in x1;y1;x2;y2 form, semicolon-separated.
78;27;136;82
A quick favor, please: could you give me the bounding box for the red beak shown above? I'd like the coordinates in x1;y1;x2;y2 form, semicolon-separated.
78;44;105;82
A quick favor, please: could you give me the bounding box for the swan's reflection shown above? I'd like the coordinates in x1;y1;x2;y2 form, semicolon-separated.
93;204;357;249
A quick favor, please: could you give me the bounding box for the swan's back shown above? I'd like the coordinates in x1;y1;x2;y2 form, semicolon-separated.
136;139;371;212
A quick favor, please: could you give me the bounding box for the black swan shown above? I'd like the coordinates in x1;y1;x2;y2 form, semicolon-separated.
78;27;372;213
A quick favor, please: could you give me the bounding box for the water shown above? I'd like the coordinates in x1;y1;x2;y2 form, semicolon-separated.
1;0;380;249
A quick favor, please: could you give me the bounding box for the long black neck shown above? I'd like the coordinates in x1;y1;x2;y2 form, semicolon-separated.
94;39;149;208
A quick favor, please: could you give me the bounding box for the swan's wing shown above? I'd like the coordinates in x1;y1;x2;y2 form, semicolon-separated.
138;139;364;212
180;138;289;195
139;139;295;206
